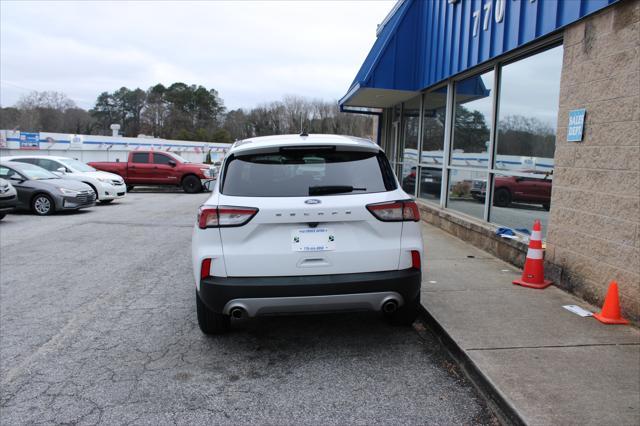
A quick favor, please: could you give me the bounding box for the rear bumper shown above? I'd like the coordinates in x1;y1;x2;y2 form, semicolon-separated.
198;268;421;316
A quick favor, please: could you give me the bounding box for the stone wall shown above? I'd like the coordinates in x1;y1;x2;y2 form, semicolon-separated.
547;0;639;322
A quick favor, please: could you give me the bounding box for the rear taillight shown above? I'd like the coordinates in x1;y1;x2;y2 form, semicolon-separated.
411;250;421;269
402;201;420;221
366;200;420;222
198;206;258;229
201;258;211;279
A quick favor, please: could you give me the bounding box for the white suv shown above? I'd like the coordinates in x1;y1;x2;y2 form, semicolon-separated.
3;155;126;203
191;134;423;334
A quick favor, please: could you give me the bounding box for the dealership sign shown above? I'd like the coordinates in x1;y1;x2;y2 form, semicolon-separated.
70;135;84;149
19;132;40;150
567;109;586;142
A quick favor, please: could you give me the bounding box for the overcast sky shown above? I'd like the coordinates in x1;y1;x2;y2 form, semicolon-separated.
0;1;394;110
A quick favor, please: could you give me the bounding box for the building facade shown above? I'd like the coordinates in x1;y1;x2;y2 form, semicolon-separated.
341;0;639;321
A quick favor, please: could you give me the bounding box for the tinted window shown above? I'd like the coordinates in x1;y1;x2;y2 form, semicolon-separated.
153;153;172;165
36;158;61;171
222;149;395;197
132;153;149;163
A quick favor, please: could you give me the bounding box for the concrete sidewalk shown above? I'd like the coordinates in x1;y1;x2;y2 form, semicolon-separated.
420;223;640;425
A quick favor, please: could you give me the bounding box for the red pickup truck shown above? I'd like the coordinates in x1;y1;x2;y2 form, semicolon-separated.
471;174;552;210
89;151;215;193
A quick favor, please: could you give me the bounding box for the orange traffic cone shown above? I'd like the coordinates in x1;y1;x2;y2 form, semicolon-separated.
593;281;629;324
513;219;552;289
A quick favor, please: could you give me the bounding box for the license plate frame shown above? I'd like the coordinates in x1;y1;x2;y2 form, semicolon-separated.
291;228;335;252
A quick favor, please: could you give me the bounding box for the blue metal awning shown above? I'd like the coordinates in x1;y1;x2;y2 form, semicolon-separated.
340;0;619;109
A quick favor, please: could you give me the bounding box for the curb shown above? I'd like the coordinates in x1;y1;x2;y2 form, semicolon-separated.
418;306;527;426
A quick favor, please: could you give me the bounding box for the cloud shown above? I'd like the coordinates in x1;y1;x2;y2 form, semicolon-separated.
0;1;393;110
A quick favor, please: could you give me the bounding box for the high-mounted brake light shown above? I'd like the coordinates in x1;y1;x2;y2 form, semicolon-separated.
198;206;258;229
366;200;420;222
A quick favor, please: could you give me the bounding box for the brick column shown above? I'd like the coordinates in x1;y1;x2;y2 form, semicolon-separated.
547;0;639;322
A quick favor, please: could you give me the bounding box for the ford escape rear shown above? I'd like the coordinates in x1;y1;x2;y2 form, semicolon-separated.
191;134;423;334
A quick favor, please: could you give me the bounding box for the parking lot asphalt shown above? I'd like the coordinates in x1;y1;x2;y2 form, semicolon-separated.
0;191;496;425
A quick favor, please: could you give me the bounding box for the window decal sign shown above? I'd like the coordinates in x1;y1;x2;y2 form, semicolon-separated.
19;132;40;150
567;109;586;142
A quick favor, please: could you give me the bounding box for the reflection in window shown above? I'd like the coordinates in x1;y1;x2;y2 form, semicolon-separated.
447;168;487;220
400;97;420;194
452;71;494;167
418;87;447;202
496;46;563;174
490;173;552;237
418;167;443;202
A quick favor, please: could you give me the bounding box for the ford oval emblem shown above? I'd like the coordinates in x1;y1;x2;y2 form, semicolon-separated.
305;199;321;205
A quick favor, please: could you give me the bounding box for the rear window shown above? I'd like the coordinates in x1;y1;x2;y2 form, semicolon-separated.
221;149;396;197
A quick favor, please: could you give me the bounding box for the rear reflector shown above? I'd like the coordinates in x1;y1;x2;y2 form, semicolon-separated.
411;250;421;269
198;206;258;229
201;258;211;279
366;200;420;222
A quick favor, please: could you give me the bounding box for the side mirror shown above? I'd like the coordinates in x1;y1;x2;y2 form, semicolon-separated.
9;175;24;183
168;160;177;167
56;167;67;174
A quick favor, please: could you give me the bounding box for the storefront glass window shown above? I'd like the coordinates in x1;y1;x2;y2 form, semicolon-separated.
447;168;487;220
490;172;551;237
491;45;562;236
400;97;421;194
495;46;562;174
417;87;447;202
451;70;494;168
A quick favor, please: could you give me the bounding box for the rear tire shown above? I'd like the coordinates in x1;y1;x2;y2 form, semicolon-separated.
196;290;230;335
182;175;202;193
386;296;420;326
31;194;54;216
0;214;5;220
493;188;512;207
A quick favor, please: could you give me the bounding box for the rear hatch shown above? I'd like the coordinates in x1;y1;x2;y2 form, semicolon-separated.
216;146;403;277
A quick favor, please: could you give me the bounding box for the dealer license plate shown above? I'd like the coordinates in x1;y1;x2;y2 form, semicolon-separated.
291;228;335;252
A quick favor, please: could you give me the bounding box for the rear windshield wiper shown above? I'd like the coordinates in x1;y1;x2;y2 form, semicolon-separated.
308;185;367;196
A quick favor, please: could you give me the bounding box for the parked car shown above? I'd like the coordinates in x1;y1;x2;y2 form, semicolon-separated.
88;151;215;193
4;155;125;204
0;161;96;215
0;178;18;220
402;166;442;196
191;134;423;334
471;173;552;210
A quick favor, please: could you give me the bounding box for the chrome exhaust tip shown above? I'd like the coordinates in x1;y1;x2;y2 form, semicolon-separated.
229;307;245;319
382;300;398;314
